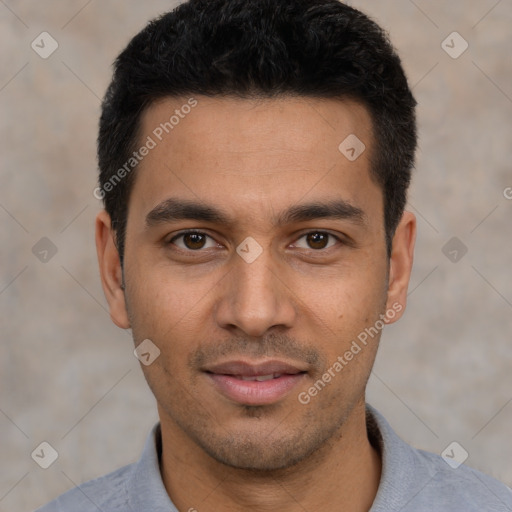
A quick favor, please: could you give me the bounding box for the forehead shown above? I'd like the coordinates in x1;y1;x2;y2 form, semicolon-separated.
142;94;373;162
129;95;381;229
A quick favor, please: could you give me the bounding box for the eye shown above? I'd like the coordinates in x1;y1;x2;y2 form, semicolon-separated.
168;230;218;251
293;231;340;250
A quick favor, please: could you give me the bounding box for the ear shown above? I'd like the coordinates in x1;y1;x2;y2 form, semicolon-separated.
95;210;130;329
385;211;416;324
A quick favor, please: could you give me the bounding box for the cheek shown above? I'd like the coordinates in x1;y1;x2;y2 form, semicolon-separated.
310;266;387;322
302;268;388;364
130;258;209;313
125;264;192;336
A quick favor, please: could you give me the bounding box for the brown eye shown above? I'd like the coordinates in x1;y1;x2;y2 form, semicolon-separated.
169;231;216;251
295;231;339;250
183;233;206;250
307;232;329;249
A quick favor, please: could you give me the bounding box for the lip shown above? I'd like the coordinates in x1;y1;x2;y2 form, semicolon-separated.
203;359;308;406
203;359;306;377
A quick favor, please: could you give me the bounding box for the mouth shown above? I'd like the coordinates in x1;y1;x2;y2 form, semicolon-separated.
230;373;289;382
202;360;308;406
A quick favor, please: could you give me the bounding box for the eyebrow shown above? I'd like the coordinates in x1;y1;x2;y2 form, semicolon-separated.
145;198;367;229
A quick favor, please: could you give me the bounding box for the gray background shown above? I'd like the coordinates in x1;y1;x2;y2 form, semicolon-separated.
1;1;511;510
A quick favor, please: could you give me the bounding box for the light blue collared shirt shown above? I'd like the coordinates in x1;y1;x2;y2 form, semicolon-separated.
35;404;512;511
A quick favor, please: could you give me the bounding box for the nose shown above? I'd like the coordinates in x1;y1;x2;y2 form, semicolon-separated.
214;242;297;337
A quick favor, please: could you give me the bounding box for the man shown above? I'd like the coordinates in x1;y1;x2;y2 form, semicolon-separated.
37;0;512;510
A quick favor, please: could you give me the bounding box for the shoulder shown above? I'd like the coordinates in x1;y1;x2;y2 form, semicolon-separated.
410;448;512;511
34;463;134;512
366;404;512;512
35;423;174;512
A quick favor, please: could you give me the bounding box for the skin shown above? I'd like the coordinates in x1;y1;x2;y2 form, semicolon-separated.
96;95;416;512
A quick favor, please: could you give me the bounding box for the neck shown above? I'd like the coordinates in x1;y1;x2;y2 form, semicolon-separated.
158;399;381;512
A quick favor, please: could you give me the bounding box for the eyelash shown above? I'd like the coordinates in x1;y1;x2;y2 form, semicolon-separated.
167;229;343;252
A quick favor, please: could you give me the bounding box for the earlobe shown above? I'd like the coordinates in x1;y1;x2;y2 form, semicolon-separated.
95;210;131;329
385;211;416;324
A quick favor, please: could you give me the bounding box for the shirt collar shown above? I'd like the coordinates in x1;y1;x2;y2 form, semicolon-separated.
126;423;179;511
365;403;438;511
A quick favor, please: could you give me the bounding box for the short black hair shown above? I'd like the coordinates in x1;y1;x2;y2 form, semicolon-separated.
97;0;417;265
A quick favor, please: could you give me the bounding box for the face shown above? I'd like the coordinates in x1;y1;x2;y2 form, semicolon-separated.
96;95;415;471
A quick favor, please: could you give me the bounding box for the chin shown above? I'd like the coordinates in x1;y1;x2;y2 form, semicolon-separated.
192;422;337;472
